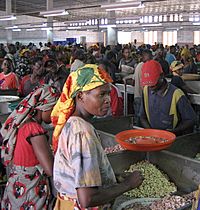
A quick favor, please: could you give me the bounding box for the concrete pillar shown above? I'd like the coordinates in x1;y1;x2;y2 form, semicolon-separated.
107;26;117;45
6;0;12;43
107;11;117;45
157;31;163;44
46;0;53;43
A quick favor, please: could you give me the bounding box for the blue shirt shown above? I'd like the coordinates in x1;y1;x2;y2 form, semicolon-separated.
140;83;196;130
165;53;176;65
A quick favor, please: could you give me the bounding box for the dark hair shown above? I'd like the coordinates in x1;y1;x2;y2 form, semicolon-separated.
32;56;43;65
44;59;57;68
98;59;110;72
142;49;153;56
3;58;14;70
122;46;131;53
106;51;116;60
170;45;175;50
73;49;86;61
8;44;16;54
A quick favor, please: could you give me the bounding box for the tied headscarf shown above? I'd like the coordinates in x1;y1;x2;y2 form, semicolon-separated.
170;61;184;72
181;48;191;60
51;64;113;152
1;84;60;165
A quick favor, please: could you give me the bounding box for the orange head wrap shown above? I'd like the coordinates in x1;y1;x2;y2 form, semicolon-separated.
51;64;113;152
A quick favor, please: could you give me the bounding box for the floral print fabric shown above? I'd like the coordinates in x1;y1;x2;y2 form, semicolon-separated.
1;165;50;210
53;116;116;210
1;84;60;165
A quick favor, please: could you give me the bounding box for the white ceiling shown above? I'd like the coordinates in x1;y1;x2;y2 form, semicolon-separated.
1;0;200;31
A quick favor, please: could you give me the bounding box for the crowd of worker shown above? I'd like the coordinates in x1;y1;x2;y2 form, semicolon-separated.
0;40;199;209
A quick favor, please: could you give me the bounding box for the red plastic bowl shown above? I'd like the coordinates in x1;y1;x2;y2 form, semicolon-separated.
115;129;176;151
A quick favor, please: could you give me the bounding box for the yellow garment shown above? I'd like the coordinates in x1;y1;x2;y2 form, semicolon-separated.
192;185;200;210
51;64;113;152
181;48;191;60
169;88;185;128
19;48;30;57
54;194;74;210
170;61;184;72
143;86;184;129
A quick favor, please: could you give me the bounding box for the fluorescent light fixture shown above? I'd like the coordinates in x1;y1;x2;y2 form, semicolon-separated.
5;25;18;29
140;23;162;27
41;27;52;30
30;23;46;27
99;24;117;28
12;29;21;32
67;26;82;29
26;28;36;31
0;15;16;21
193;22;200;25
101;1;144;11
40;9;69;17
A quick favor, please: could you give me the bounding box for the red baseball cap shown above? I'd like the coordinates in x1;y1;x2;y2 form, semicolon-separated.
141;60;163;87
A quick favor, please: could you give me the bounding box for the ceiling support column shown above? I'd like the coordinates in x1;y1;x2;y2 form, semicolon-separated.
107;10;118;46
6;0;12;43
46;0;53;43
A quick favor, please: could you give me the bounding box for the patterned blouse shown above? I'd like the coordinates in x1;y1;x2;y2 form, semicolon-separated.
53;116;116;198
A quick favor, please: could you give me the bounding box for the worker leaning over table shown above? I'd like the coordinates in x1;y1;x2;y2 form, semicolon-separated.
139;59;196;136
51;64;143;210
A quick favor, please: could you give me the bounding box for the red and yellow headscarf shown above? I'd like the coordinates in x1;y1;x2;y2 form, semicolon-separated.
51;64;113;152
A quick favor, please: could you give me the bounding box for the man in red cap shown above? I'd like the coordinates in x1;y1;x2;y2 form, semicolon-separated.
139;60;196;136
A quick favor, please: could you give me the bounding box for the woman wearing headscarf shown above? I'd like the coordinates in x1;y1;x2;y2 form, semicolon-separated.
51;64;143;210
181;48;198;74
15;48;32;78
44;59;69;93
18;57;45;97
170;61;196;96
1;84;60;210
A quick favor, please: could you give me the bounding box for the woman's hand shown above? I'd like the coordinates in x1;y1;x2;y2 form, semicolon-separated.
77;170;143;208
124;170;144;189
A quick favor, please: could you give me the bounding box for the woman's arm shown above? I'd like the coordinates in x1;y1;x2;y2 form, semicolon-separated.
77;171;143;208
30;135;53;176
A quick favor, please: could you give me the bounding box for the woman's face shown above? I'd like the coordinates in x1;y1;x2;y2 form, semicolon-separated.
1;59;11;74
123;49;131;59
32;61;44;76
45;62;58;73
81;83;111;117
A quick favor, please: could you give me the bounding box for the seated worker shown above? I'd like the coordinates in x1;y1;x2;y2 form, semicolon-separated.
0;58;19;91
18;57;45;97
44;59;69;93
98;61;124;117
170;61;197;96
139;60;196;136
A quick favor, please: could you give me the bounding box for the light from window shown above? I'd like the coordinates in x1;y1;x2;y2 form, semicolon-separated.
174;14;179;21
154;16;158;22
118;31;132;44
144;31;158;45
194;31;200;45
163;31;177;46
